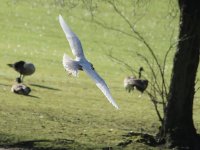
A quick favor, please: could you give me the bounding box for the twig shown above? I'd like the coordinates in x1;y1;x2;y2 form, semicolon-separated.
137;53;162;94
107;52;137;76
146;91;163;123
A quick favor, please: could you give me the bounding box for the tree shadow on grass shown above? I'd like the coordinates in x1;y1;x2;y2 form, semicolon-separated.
117;131;163;148
118;131;200;149
0;83;10;87
0;138;85;150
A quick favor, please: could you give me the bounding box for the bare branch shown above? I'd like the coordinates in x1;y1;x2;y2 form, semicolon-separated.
81;0;97;18
107;0;167;96
80;0;172;124
162;28;177;99
91;19;142;41
146;91;164;123
107;52;137;76
54;0;79;8
137;53;162;94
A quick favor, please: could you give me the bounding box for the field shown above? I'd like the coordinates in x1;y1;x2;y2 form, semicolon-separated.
0;0;200;149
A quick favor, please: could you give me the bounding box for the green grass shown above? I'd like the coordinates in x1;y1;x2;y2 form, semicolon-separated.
0;0;199;149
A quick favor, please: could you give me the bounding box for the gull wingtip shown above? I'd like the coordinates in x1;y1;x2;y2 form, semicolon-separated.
63;53;67;60
111;101;119;110
115;105;120;110
58;14;64;23
59;14;62;19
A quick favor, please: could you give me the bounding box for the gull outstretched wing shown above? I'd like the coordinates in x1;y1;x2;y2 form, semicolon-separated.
59;15;85;59
82;66;119;109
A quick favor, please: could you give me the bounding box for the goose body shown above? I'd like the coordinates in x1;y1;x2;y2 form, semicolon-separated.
124;76;148;93
11;83;31;95
124;67;148;93
8;61;35;83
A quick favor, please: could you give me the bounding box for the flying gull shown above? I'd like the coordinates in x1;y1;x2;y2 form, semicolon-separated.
59;15;119;109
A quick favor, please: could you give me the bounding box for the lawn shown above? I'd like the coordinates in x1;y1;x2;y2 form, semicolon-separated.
0;0;199;149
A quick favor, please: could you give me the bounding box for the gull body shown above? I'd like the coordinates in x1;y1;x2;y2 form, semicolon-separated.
59;15;119;109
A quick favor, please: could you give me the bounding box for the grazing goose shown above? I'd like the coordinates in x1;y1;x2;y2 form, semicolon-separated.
8;61;35;83
124;67;148;93
11;83;31;95
59;15;119;109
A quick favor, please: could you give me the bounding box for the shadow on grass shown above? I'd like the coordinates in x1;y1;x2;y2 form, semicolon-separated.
0;137;84;150
27;94;40;99
10;92;40;99
0;132;162;150
0;133;117;150
120;132;200;150
0;83;10;87
30;83;61;91
118;131;161;148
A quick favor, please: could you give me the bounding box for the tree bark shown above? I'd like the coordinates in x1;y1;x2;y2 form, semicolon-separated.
161;0;200;149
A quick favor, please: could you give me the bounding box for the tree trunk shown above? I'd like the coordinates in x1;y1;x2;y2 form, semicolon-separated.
160;0;200;149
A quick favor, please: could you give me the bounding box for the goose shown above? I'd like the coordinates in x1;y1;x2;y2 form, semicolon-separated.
124;67;148;93
59;15;119;109
7;61;35;83
11;83;31;95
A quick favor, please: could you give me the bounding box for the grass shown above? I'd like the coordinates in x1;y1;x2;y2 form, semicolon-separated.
0;0;199;149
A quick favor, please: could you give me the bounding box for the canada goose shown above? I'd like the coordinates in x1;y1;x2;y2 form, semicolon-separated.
124;67;148;93
59;15;119;109
11;83;31;95
7;61;35;83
